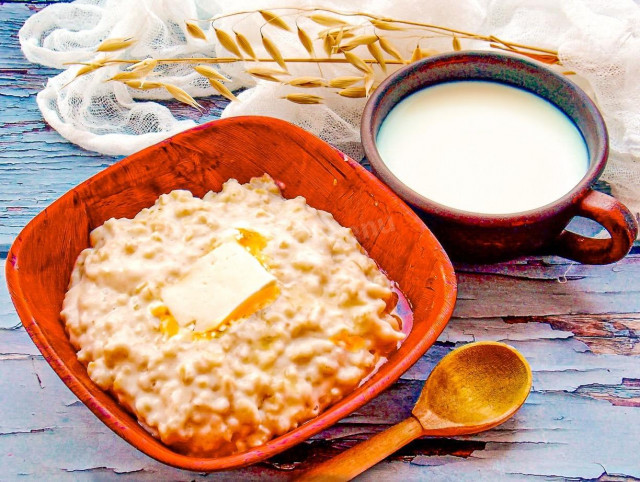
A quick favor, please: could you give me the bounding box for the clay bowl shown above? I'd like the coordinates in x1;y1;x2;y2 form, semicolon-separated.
362;51;637;264
5;116;457;471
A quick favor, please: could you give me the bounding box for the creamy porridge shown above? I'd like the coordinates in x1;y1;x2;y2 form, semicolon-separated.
61;175;405;456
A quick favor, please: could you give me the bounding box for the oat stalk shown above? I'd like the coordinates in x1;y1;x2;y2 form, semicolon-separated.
72;7;560;106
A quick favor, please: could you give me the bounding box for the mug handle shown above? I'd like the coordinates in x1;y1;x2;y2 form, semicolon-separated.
551;190;638;264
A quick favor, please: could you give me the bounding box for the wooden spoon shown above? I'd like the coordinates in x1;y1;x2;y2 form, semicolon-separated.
298;341;532;481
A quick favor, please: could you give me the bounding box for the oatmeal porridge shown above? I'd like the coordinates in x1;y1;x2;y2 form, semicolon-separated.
61;174;406;456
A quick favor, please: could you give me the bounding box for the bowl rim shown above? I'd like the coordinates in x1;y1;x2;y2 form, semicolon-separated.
5;115;457;471
361;50;609;225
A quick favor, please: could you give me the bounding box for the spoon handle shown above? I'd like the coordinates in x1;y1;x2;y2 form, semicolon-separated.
296;416;423;482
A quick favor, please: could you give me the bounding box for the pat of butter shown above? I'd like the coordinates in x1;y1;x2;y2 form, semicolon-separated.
162;241;278;332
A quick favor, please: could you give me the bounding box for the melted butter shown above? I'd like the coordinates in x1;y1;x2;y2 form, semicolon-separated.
236;228;269;265
152;305;180;338
193;325;226;341
226;282;280;321
161;316;179;337
192;282;281;340
330;330;367;352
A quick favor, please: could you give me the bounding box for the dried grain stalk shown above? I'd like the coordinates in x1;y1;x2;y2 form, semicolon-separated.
163;83;203;109
328;76;363;88
489;43;559;64
371;19;406;31
259;10;291;31
129;59;157;72
343;50;374;74
323;34;334;57
410;44;422;63
297;26;315;56
287;76;327;88
194;65;229;81
235;31;257;59
378;36;404;62
308;14;350;27
262;34;287;71
338;86;367;98
246;67;287;82
75;8;559;108
96;37;136;52
109;70;147;81
74;63;102;78
124;80;164;90
318;25;359;38
283;93;324;104
185;21;207;40
364;73;375;96
214;28;242;57
339;35;378;51
208;79;239;101
109;59;157;81
367;43;386;73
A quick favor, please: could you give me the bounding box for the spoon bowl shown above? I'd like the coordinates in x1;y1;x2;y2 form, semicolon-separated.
299;342;532;481
416;341;532;435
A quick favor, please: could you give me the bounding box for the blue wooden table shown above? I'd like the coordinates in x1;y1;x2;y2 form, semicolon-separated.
2;2;640;480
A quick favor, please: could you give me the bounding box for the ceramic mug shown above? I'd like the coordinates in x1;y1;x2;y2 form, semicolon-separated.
362;51;638;264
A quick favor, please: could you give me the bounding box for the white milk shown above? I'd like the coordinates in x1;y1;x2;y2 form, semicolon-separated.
375;81;589;214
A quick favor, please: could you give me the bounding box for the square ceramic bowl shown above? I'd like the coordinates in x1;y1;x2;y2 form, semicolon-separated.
5;116;456;471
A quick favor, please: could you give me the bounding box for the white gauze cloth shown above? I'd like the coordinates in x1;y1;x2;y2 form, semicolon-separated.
18;0;640;220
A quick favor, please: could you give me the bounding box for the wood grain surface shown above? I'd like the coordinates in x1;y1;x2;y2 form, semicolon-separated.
2;2;640;481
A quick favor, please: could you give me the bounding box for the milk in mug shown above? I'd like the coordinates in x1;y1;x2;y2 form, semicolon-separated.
375;81;589;214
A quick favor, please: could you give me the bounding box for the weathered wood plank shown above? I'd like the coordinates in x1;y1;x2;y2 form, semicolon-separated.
454;255;640;318
2;313;640;480
506;313;640;355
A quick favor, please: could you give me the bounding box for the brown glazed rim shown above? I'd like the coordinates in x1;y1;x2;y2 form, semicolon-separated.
361;51;609;227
